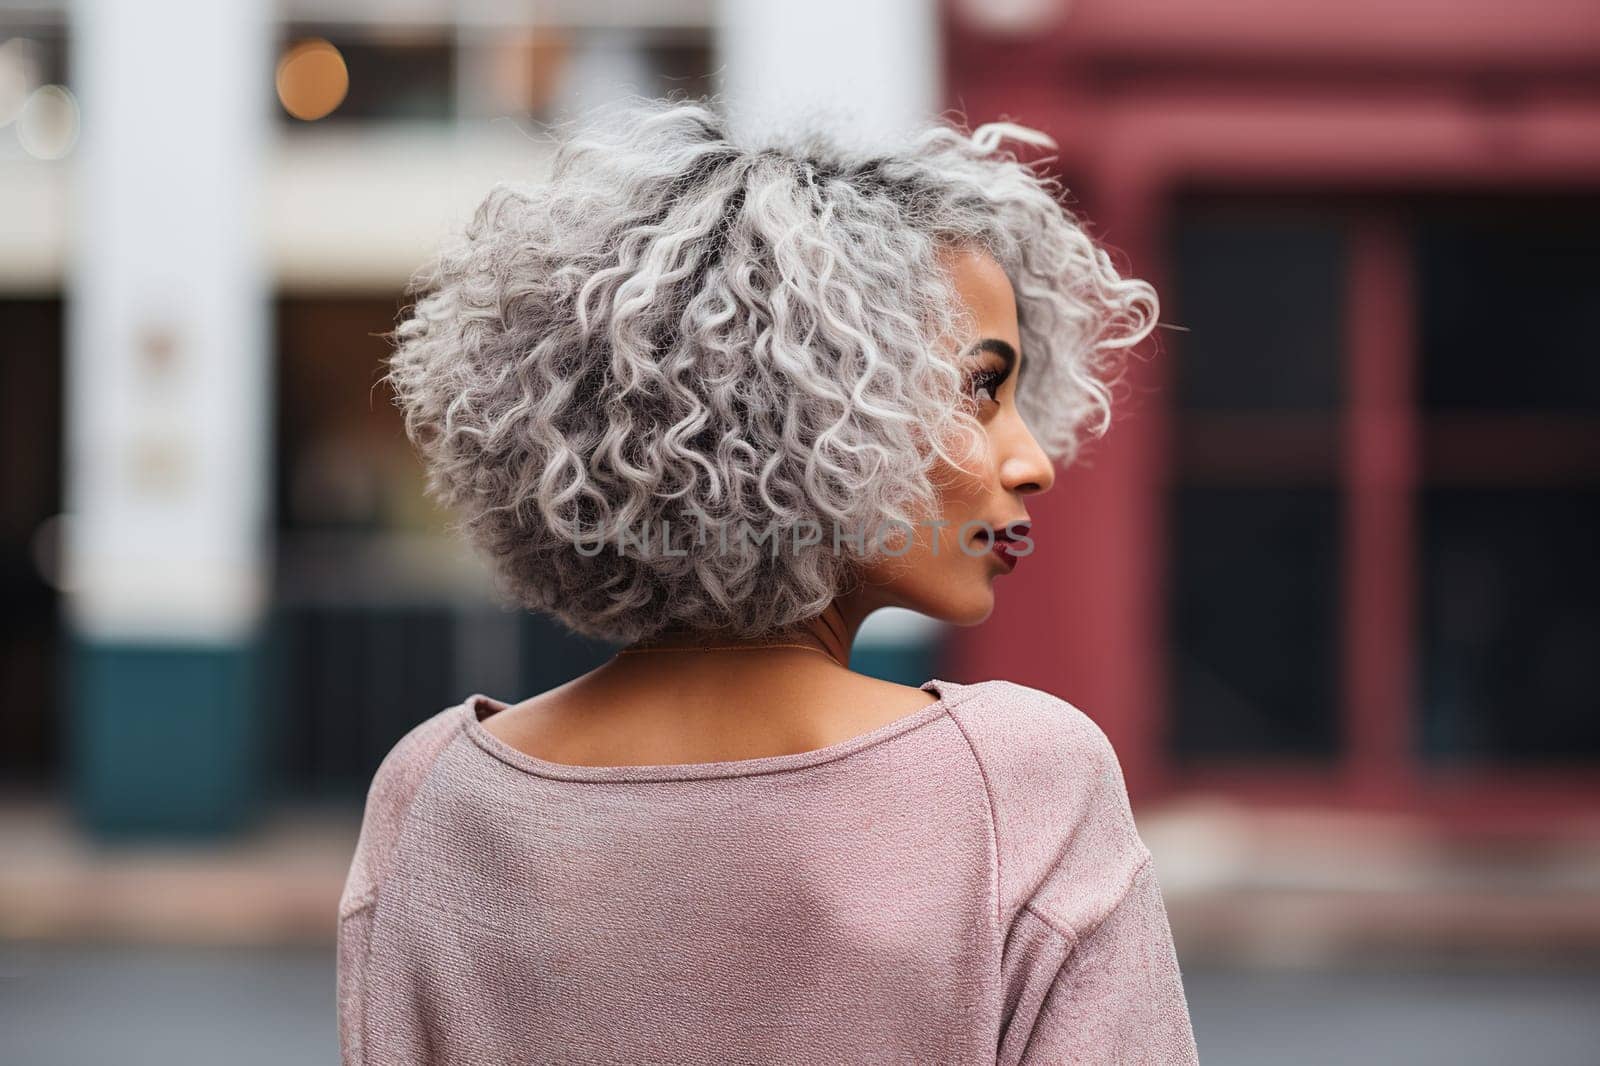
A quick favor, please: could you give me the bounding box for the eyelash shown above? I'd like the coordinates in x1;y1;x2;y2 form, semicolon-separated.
967;368;1005;407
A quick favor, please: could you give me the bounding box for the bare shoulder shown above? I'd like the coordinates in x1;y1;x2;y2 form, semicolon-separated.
475;671;589;742
842;670;943;712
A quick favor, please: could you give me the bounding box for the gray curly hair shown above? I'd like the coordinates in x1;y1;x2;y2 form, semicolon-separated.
384;96;1158;644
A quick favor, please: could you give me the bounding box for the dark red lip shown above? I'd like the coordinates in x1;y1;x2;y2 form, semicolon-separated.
973;521;1032;574
989;533;1023;572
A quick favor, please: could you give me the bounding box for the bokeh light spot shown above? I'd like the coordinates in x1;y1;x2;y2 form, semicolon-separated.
276;38;348;121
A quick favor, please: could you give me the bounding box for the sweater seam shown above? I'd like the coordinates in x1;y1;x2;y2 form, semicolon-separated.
945;702;1004;936
1033;848;1155;949
1019;900;1078;950
360;717;467;914
464;681;984;783
338;895;377;922
351;892;379;1066
1014;851;1159;1064
351;720;465;1065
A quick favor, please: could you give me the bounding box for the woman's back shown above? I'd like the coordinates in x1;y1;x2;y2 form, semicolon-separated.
355;94;1194;1062
337;677;1198;1065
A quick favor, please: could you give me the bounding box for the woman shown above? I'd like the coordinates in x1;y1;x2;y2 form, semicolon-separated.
339;96;1199;1064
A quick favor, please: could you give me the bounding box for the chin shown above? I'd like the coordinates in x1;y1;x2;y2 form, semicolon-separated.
925;589;996;628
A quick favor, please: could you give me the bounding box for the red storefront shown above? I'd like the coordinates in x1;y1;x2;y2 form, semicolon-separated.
945;0;1600;825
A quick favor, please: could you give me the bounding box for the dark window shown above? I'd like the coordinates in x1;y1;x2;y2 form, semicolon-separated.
269;602;459;797
0;298;63;784
1417;199;1600;413
1170;486;1343;759
1170;205;1345;411
1415;195;1600;764
1166;197;1348;763
1418;488;1600;762
272;295;414;534
269;296;619;794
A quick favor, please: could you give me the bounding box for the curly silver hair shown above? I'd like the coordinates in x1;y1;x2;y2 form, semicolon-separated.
385;96;1158;644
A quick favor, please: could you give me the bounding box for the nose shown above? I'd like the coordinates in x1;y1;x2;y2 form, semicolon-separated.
998;414;1056;496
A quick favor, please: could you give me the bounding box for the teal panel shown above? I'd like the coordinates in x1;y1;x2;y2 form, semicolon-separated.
65;631;264;839
850;639;941;688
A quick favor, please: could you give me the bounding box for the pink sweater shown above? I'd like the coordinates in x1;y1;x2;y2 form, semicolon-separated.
337;677;1198;1065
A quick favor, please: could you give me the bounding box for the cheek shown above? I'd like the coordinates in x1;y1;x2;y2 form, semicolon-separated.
928;444;996;517
940;420;997;480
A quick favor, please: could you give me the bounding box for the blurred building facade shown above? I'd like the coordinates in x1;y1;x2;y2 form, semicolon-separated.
946;0;1600;826
0;0;945;832
0;0;1596;849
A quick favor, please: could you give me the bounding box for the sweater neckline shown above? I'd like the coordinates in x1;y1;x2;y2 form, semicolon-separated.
459;677;968;783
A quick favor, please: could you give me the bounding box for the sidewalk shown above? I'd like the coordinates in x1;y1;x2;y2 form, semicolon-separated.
0;799;358;946
1144;798;1600;966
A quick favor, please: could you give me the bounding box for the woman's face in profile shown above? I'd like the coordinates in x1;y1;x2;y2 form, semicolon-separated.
853;244;1057;625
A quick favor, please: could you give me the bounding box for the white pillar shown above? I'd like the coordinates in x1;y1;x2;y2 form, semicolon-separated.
714;0;940;146
66;0;272;835
67;0;271;645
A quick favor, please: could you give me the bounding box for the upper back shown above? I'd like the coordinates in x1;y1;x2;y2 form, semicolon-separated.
335;677;1192;1065
476;662;945;769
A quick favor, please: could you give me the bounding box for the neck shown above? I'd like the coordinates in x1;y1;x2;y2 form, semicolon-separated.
626;593;886;669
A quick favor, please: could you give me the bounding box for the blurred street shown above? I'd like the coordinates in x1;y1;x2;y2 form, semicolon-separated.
1;945;336;1066
5;944;1599;1066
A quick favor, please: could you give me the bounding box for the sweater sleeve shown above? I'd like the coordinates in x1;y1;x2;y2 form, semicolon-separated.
959;682;1197;1065
1012;857;1198;1065
337;704;462;1066
337;704;463;920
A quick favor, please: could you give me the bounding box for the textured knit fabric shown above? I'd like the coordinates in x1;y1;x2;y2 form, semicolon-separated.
336;677;1199;1065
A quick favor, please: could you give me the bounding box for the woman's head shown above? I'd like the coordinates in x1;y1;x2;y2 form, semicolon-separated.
841;242;1055;629
386;96;1157;644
